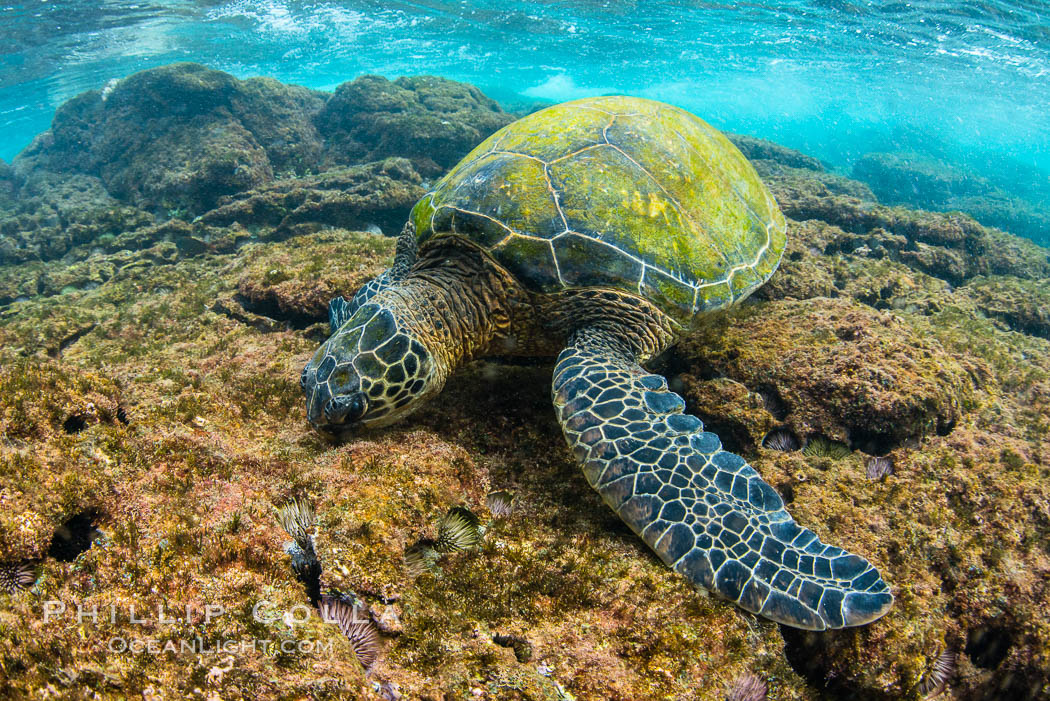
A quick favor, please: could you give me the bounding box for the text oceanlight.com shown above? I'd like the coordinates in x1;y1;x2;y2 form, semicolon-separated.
106;636;333;656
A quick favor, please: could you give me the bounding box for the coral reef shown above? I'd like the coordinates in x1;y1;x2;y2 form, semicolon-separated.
0;67;1048;700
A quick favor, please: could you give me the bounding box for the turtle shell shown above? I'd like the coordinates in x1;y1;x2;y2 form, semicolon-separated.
410;96;787;326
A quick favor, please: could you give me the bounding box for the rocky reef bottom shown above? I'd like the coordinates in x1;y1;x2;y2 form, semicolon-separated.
1;146;1050;700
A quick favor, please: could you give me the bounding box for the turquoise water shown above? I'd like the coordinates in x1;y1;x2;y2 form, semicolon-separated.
2;1;1049;212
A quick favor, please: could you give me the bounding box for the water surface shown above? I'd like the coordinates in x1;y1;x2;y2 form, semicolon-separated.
2;1;1048;209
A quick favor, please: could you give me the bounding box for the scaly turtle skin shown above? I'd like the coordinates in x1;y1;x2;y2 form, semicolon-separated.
301;96;893;631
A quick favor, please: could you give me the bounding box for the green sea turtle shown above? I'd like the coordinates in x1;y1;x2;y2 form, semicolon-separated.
300;96;892;630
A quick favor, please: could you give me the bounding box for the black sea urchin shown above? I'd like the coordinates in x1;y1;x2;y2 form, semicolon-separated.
917;649;956;698
725;672;767;701
762;428;800;452
493;632;533;662
276;497;321;605
802;436;852;459
403;539;440;576
866;456;895;480
276;497;315;548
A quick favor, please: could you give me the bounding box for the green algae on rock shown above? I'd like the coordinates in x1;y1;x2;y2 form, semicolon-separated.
315;74;516;176
199;157;425;237
673;297;976;455
1;64;511;269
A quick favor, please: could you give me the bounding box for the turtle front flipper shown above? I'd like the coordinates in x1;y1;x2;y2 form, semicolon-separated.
551;328;893;630
330;275;390;333
329;221;420;335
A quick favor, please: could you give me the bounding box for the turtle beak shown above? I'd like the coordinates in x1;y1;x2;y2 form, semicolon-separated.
323;392;367;427
303;362;367;435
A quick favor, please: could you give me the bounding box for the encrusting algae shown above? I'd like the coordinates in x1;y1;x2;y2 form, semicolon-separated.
0;63;1047;699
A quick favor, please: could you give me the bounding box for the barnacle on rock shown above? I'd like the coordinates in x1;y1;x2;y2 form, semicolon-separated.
0;561;36;594
435;506;482;553
917;649;957;698
485;489;515;518
802;436;852;459
404;539;441;576
725;672;767;701
761;428;800;452
866;455;895;480
320;593;381;669
276;497;315;548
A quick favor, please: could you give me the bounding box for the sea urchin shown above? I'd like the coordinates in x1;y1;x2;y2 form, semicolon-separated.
435;506;482;553
0;561;35;594
320;593;381;669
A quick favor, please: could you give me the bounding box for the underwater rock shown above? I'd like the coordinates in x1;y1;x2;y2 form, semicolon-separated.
853;151;1050;246
768;176;1050;285
0;158;14;205
675;297;975;454
0;218;1047;699
0;171;153;264
199;158;423;236
753;160;876;201
3;66;502;262
15;63;282;214
943;193;1050;247
38;257;115;297
315;74;515;176
233;229;394;328
670;375;770;455
726;133;825;171
225;75;328;177
854;151;995;203
962;275;1050;339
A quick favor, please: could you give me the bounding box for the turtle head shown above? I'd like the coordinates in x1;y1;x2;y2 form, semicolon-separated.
301;302;440;435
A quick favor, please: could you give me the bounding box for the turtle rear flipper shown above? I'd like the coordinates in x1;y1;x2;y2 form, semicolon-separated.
551;328;893;630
